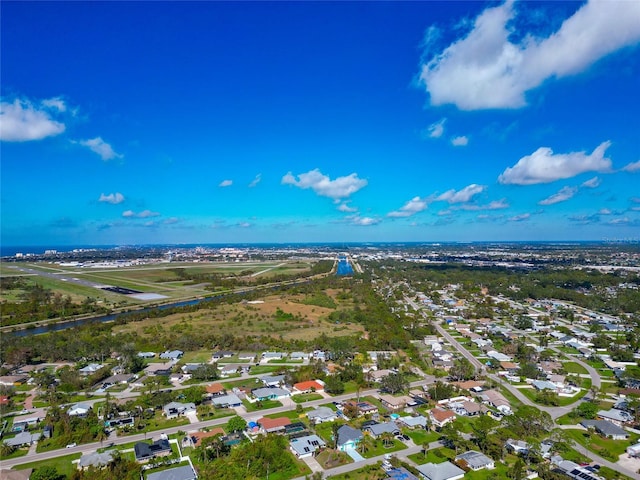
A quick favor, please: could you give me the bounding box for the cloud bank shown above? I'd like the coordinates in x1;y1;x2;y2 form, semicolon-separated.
0;97;66;141
499;141;612;185
282;169;367;200
419;0;640;110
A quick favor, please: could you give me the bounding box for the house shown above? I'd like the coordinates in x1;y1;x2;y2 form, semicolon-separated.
479;390;512;414
134;438;172;462
289;434;326;458
190;428;225;447
505;439;530;455
336;425;363;451
290;352;311;361
251;387;290;401
144;362;175;376
99;373;135;386
307;406;338;424
379;394;413;411
78;450;115;470
416;461;465;480
260;374;286;387
552;457;604;480
219;364;241;377
292;380;324;394
0;470;33;480
137;352;156;358
211;350;234;360
0;375;28;386
68;403;92;417
455;450;495;471
398;415;428;429
79;363;104;376
163;402;196;419
258;416;291;433
5;431;41;447
369;369;394;383
210;393;242;408
627;442;640;458
597;408;632;427
261;351;285;361
581;420;629;440
428;408;456;430
456;380;484;392
159;350;183;360
344;400;378;416
181;364;206;374
11;415;41;432
206;383;225;396
146;465;198;480
487;351;512;363
532;380;558;391
284;421;307;435
364;421;400;439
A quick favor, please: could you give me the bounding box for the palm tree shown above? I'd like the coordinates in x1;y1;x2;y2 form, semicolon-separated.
358;434;373;455
380;432;394;448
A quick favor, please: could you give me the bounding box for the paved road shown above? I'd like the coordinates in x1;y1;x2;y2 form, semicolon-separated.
404;294;640;478
2;379;432;470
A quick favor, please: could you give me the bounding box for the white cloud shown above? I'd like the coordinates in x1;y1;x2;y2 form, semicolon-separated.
219;179;233;187
424;118;446;138
248;174;262;187
347;215;381;226
498;141;612;185
78;137;123;161
419;0;640;110
436;184;486;203
622;160;640;172
509;213;531;222
122;209;160;218
581;176;601;188
236;222;252;228
98;192;125;204
337;202;358;213
388;196;429;217
599;208;612;215
164;217;180;224
282;169;367;200
41;97;67;112
457;199;509;211
538;186;578;205
0;98;66;141
451;135;469;147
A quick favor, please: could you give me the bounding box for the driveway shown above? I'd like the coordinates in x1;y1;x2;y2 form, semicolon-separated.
344;447;365;462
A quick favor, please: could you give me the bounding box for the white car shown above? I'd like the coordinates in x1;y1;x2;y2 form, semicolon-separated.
66;443;77;448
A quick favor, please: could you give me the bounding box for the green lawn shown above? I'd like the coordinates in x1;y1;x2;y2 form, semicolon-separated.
0;447;29;461
563;362;588;375
404;428;440;446
407;447;456;465
326;461;385;480
249;365;285;375
14;452;82;477
465;462;511;479
361;438;407;458
292;393;323;403
564;428;639;461
242;399;283;412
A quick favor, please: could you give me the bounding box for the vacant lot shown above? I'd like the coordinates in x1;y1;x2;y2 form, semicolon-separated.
114;290;363;341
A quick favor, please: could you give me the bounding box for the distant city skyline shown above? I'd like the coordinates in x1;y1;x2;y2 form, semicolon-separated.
2;1;639;245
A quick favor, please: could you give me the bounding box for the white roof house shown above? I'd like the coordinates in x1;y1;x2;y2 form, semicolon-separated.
289;434;326;458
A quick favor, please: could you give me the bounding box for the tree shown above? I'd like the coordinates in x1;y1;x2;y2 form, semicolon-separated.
471;415;495;453
226;415;247;433
0;441;16;457
380;372;409;394
449;358;476;382
182;386;206;405
324;376;345;395
509;457;526;480
192;364;219;381
31;467;65;480
574;401;598;419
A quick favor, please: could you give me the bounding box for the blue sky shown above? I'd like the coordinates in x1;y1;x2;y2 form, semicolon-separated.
1;1;639;246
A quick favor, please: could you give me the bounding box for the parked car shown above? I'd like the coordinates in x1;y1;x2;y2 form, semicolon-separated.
66;443;77;448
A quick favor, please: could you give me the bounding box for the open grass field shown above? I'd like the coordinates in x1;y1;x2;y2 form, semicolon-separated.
113;289;364;342
0;260;318;307
15;452;82;477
